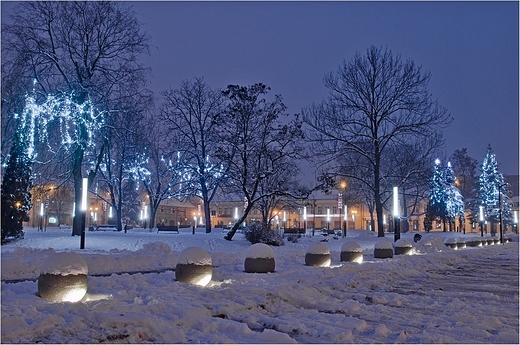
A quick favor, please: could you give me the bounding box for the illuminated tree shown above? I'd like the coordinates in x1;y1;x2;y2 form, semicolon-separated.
160;78;226;233
476;145;512;232
2;1;150;236
1;128;32;241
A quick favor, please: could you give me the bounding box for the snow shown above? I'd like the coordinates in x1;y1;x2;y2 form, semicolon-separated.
306;242;330;255
341;241;362;252
394;239;412;248
244;242;275;259
177;247;212;266
40;251;88;276
374;239;394;249
1;227;519;343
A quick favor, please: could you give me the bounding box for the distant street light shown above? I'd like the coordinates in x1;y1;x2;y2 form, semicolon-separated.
39;202;44;232
326;208;330;231
343;205;348;238
479;205;485;237
498;182;507;244
303;206;307;235
393;186;400;242
80;178;88;249
514;211;518;234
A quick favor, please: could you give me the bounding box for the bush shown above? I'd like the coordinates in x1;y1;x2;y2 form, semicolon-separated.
244;222;284;246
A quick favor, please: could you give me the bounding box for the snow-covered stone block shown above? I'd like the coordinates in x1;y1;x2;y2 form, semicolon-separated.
444;238;457;249
456;237;466;249
486;238;494;245
244;243;275;273
305;243;331;267
38;252;88;302
492;236;500;245
466;238;482;247
340;241;363;263
175;247;212;286
394;239;413;255
373;240;393;258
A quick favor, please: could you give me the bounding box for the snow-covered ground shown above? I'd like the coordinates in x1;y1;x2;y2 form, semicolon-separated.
1;227;519;343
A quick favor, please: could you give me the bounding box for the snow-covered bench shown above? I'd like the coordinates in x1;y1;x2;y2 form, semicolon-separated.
157;225;179;234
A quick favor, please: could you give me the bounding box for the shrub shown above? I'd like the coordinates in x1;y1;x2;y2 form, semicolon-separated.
244;222;284;246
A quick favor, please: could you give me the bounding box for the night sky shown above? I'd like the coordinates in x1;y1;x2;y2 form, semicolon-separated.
2;1;519;176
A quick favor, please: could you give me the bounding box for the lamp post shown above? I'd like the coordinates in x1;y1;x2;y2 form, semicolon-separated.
393;186;400;242
80;178;88;249
39;202;44;232
479;206;485;237
514;211;518;234
303;206;307;236
498;183;506;244
343;205;348;238
326;208;330;231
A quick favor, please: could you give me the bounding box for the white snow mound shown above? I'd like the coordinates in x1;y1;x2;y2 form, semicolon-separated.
341;241;362;252
394;239;412;248
177;247;212;266
245;243;275;259
40;252;88;276
374;240;393;250
306;242;330;255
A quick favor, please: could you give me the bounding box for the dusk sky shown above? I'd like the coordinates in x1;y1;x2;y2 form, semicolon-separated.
2;1;519;176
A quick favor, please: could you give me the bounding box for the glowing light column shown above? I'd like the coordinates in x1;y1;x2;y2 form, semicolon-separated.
80;178;88;249
343;205;348;238
479;206;485;237
393;186;400;242
303;207;307;236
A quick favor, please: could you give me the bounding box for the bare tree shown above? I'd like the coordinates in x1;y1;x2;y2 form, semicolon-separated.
133;113;183;229
303;46;452;237
160;78;226;233
2;1;150;236
450;148;479;201
94;90;152;231
214;84;305;241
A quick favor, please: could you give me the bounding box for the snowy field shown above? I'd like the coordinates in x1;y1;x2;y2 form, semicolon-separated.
1;226;519;344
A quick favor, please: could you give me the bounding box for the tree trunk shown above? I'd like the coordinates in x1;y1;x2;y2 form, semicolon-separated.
224;203;253;241
204;200;212;233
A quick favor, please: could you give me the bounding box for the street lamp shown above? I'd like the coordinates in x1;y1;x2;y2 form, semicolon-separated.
80;178;88;249
343;205;348;237
498;183;506;244
514;211;518;234
303;206;307;236
326;208;330;231
393;186;400;242
39;202;44;232
479;205;485;237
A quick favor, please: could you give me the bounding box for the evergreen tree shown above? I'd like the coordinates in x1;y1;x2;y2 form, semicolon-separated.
477;145;512;232
444;162;465;230
427;159;448;229
1;129;32;241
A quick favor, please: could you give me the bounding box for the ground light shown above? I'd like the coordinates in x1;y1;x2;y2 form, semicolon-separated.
305;242;331;267
244;243;275;273
38;252;88;302
175;247;212;286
